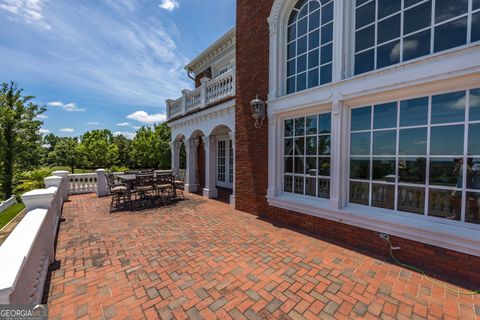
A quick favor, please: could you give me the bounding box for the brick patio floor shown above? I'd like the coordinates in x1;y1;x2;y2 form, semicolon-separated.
44;193;480;320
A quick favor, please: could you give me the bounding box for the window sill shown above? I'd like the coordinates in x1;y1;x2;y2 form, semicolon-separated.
267;194;480;257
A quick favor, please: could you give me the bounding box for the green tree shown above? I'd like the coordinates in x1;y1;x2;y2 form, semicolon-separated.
0;82;45;198
129;123;171;169
80;129;118;168
112;134;131;168
48;137;85;173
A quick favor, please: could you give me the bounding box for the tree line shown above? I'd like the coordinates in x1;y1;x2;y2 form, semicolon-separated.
0;82;173;199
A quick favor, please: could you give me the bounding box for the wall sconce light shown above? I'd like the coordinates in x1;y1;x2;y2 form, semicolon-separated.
251;94;266;128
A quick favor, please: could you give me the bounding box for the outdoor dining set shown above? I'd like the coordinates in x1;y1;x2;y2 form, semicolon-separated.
106;169;186;212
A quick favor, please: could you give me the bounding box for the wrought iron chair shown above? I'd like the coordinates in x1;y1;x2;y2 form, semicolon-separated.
107;173;129;212
155;173;175;205
173;169;186;200
132;174;155;209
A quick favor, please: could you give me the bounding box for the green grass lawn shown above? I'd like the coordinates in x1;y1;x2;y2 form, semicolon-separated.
0;203;26;230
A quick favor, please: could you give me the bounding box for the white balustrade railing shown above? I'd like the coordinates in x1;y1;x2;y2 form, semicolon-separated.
0;196;17;214
166;68;235;121
68;173;97;195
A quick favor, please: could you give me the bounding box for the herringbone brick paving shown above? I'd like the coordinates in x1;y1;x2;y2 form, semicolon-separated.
45;193;480;319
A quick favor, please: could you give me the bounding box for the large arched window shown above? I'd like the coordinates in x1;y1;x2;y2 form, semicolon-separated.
354;0;480;75
286;0;334;94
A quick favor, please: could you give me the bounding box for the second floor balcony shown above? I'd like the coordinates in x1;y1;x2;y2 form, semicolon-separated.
166;67;235;121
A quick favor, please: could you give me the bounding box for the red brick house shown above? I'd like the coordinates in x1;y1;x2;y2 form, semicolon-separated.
169;0;480;284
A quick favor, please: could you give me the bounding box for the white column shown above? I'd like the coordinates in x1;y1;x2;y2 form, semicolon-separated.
51;170;69;201
185;138;199;193
330;99;347;209
171;141;181;174
96;169;109;197
202;135;218;198
229;131;236;206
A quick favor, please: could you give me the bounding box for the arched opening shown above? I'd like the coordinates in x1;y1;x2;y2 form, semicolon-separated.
190;130;206;194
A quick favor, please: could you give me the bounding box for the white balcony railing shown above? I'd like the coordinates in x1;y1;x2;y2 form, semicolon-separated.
166;68;235;121
68;173;97;195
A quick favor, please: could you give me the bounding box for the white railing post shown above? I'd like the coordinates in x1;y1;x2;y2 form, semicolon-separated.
96;169;109;197
52;170;69;201
21;188;56;212
200;77;209;109
181;89;189;115
166;99;172;121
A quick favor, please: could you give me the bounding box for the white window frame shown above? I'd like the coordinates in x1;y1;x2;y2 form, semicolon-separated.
216;135;233;189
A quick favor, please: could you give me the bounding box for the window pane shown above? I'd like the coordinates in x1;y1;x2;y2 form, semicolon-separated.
306;136;317;155
400;97;428;126
321;22;333;44
378;0;400;19
466;192;480;224
350;158;370;179
355;49;375;75
357;0;372;7
473;12;480;43
294;0;307;10
350;181;370;205
403;29;431;61
351;106;371;131
321;43;333;64
429;188;461;221
470;88;480;121
318;178;330;199
298;17;308;36
322;2;334;23
398;157;426;184
318;136;331;155
294;176;304;194
435;0;468;24
295;117;305;135
377;14;400;44
297;72;307;91
467;158;480;190
285;157;294;173
306;115;318;134
295;157;305;174
288;42;296;58
305;177;316;196
404;1;431;35
308;68;319;88
295;137;305;155
284;175;293;192
289;9;299;25
309;9;320;31
351;132;371;155
319;113;331;133
297;54;307;73
377;40;400;68
373;130;396;155
308;49;319;69
356;1;375;29
434;16;468;53
429;158;462;187
373;158;396;182
306;157;317;175
372;184;395;209
288;25;296;43
299;3;308;17
309;0;319;12
469;124;480;155
474;0;480;10
285;138;294;155
397;185;425;214
431;91;466;124
287;59;296;77
298;36;308;55
320;63;332;84
285;119;294;136
287;77;296;94
430;125;464;155
374;102;397;129
399;128;427;155
319;157;331;176
309;30;320;50
355;25;375;52
404;0;424;8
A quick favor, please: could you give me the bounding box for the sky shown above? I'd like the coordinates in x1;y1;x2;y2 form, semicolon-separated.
0;0;236;139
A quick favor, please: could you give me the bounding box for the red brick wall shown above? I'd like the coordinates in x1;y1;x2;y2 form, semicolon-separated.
234;0;480;284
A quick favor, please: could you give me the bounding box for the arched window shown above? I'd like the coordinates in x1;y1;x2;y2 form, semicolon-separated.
286;0;334;94
354;0;480;75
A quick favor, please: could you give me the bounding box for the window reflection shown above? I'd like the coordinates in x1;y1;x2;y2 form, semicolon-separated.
398;158;426;184
434;17;468;52
372;158;396;182
373;130;396;155
429;158;462;187
431;91;465;124
400;97;428;126
350;158;370;180
467;158;480;190
466;192;480;224
429;189;461;221
470;89;480;121
372;184;395;209
350;181;369;205
430;125;464;155
351;106;371;131
398;186;425;214
351;132;371;155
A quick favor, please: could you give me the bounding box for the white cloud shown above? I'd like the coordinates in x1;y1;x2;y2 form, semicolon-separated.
0;0;51;30
87;121;99;125
59;128;74;132
127;111;166;124
39;128;50;134
116;122;130;127
159;0;179;11
47;101;86;112
113;131;136;139
37;114;48;119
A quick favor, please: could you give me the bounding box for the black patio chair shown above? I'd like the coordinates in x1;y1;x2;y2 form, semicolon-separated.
132;174;155;209
155;173;175;205
107;173;129;212
173;169;186;200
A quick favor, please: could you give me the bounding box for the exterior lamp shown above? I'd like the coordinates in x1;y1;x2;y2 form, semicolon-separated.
251;94;266;128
